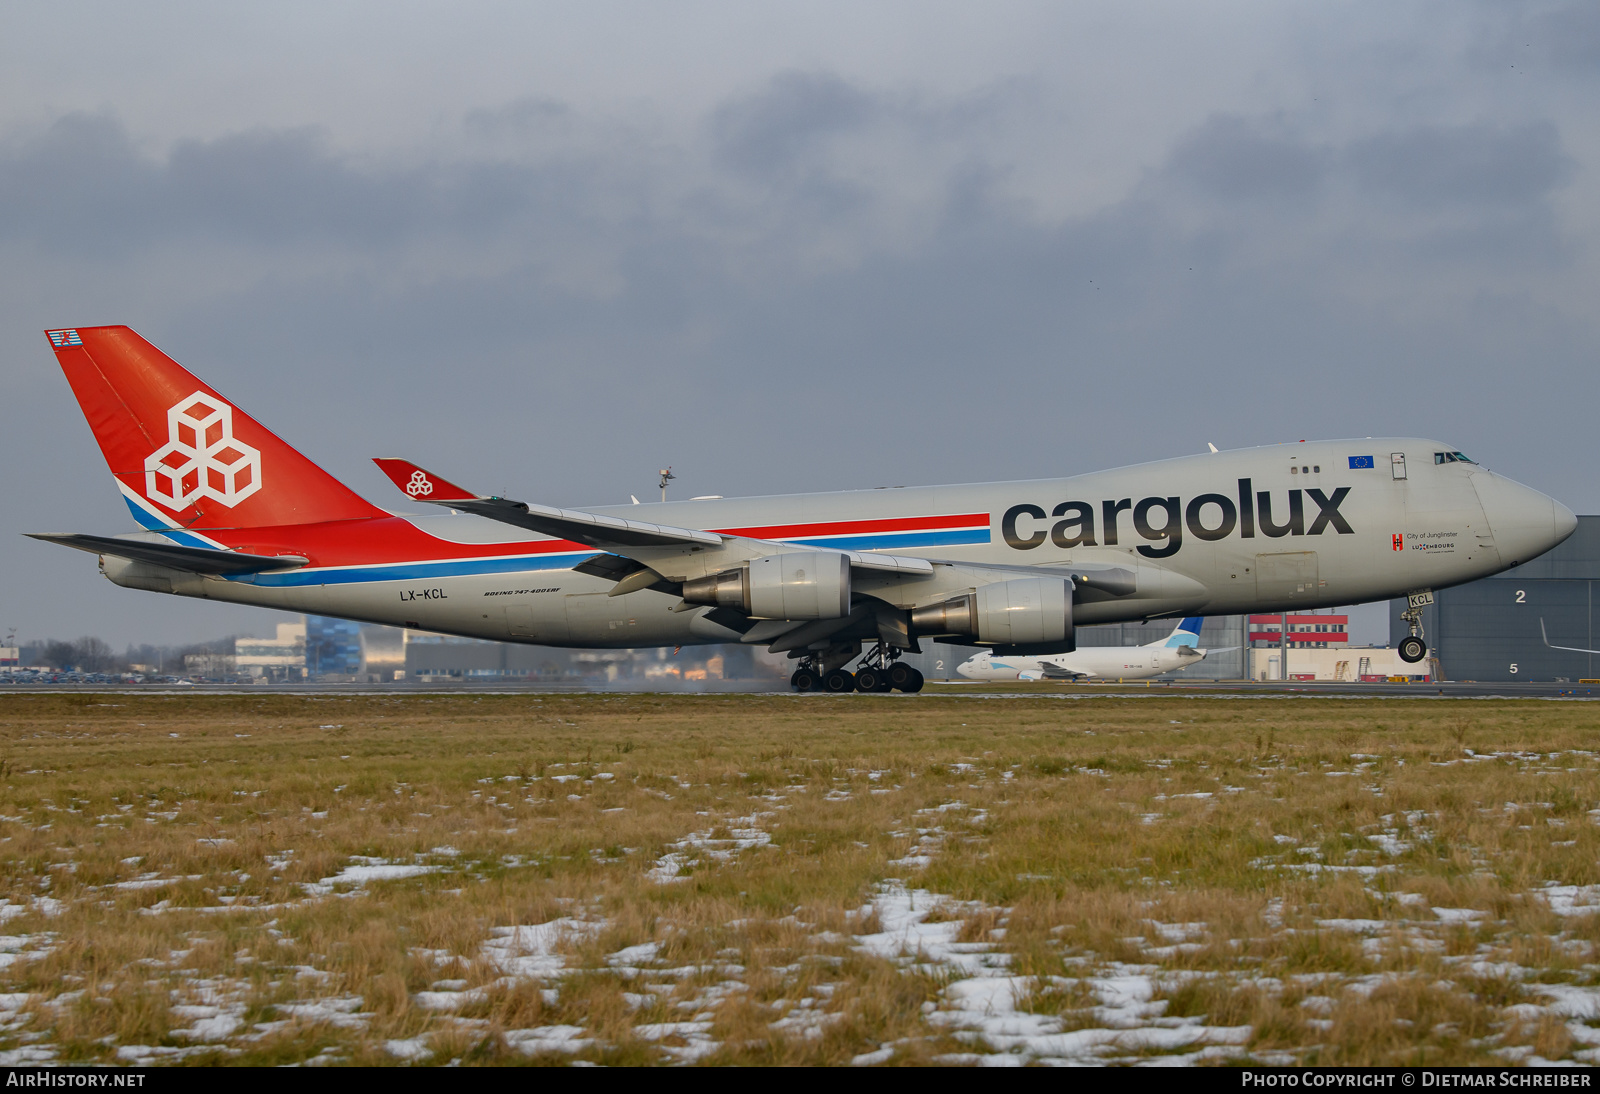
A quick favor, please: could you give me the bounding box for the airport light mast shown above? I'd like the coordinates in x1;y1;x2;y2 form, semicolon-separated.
658;467;675;503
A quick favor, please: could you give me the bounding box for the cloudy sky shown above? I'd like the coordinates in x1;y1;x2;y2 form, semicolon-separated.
2;1;1596;647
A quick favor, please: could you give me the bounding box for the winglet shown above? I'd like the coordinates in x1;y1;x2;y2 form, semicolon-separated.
372;458;478;503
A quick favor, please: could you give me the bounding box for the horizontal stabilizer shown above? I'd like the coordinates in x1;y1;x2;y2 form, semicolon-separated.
373;458;722;549
27;533;308;574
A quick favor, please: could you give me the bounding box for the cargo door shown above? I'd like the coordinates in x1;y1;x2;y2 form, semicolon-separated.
505;604;539;638
1255;551;1319;602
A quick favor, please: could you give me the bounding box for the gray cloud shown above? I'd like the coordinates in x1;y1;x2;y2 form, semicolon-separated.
1166;116;1327;202
1347;122;1571;208
711;71;876;177
1537;3;1600;68
1477;1;1600;71
0;114;547;253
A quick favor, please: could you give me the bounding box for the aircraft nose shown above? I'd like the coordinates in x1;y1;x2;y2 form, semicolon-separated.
1473;471;1577;566
1556;499;1579;543
956;660;976;679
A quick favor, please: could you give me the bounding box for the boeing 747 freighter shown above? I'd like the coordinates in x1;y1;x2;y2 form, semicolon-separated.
29;327;1576;692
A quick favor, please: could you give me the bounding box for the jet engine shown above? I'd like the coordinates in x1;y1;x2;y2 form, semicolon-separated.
909;577;1074;649
680;551;851;619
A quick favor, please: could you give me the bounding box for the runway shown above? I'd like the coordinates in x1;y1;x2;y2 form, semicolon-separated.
4;678;1596;698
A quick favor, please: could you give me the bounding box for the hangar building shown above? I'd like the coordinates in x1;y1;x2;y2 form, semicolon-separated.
1389;515;1600;682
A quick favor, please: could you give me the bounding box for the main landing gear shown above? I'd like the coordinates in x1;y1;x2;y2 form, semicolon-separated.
790;642;924;694
1398;603;1429;664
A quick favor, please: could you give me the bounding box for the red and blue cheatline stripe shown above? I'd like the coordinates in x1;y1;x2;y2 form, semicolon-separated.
223;512;992;587
725;512;991;553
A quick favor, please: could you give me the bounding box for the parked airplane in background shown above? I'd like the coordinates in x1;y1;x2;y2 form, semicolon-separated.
956;617;1224;682
30;327;1577;693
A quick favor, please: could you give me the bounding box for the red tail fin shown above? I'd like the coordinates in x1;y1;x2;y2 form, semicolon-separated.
47;326;385;529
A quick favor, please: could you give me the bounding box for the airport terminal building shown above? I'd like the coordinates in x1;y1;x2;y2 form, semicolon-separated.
1390;514;1600;683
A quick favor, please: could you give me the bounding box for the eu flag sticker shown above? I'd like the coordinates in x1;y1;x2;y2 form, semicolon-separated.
1348;455;1375;469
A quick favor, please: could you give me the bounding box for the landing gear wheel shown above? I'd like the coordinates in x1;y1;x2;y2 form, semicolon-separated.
823;669;857;693
854;667;883;692
890;664;924;693
1398;636;1427;664
791;668;820;692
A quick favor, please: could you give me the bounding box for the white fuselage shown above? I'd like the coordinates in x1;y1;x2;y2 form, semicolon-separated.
958;644;1206;682
111;438;1575;650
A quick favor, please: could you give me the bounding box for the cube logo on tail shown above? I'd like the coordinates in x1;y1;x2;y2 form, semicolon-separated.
144;392;263;510
405;471;435;497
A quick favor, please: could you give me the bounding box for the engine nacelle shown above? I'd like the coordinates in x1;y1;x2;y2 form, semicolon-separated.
680;551;851;620
910;577;1073;649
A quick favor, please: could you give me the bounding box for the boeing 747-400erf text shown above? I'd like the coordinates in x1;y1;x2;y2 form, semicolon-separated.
29;327;1577;692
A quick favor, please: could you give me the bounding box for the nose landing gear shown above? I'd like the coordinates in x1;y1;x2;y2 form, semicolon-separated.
1398;603;1429;664
1398;635;1427;663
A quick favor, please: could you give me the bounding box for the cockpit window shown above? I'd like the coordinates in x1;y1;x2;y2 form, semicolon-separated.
1434;452;1477;465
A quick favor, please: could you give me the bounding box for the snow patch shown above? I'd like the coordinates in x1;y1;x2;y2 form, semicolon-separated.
303;857;440;896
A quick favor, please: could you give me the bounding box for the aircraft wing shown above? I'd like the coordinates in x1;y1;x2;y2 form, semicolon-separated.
1037;662;1091;680
26;533;308;575
373;459;936;576
373;459;722;549
1541;619;1600;655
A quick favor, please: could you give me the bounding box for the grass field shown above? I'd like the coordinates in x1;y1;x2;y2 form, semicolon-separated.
2;689;1599;1066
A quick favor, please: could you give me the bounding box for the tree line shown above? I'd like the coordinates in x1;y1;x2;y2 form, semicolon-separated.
20;636;237;674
